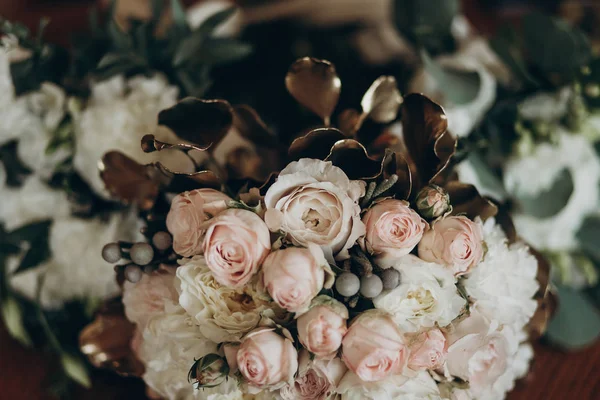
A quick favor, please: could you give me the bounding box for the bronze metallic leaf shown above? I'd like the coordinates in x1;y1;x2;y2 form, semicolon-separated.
383;151;412;200
158;98;234;149
79;299;144;377
285;57;341;124
99;151;159;210
528;248;557;339
444;181;498;221
152;162;221;192
233;105;277;148
401;93;456;192
361;76;403;123
140;134;210;154
325;139;383;180
337;108;362;137
288;127;346;161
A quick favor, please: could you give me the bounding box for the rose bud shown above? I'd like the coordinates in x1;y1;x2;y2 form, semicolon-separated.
297;296;348;359
418;216;484;276
262;244;334;313
361;199;428;268
415;184;451;219
203;208;271;288
166;189;231;257
189;354;229;388
407;328;447;371
237;328;298;388
341;310;409;382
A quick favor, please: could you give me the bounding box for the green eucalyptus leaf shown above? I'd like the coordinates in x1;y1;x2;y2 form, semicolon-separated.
517;168;574;219
462;152;507;201
421;50;481;105
8;220;52;243
577;216;600;263
0;141;32;187
191;38;252;67
489;25;538;87
171;0;188;29
61;353;91;388
546;284;600;349
523;13;591;77
16;233;50;274
580;57;600;110
0;296;32;347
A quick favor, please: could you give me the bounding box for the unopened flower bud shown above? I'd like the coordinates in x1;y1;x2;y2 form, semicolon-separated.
189;354;228;388
415;184;450;219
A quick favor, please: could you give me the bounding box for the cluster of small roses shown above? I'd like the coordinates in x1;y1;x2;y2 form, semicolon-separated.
123;157;539;400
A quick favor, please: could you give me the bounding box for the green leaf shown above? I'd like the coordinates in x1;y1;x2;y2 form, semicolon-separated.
170;0;188;29
7;220;52;275
523;13;591;77
8;220;52;243
546;284;600;349
106;1;133;51
489;25;539;87
0;296;32;347
61;353;91;388
421;50;481;105
195;7;236;37
190;38;252;67
577;216;600;263
393;0;458;51
462;152;508;201
517;168;574;219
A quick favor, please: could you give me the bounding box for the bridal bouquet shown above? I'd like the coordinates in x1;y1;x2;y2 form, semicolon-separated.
0;0;248;392
82;57;553;400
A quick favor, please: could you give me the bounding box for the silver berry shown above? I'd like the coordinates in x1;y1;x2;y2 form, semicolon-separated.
130;242;154;266
381;269;401;290
335;272;360;297
152;231;172;251
360;274;383;298
124;264;143;283
102;242;121;263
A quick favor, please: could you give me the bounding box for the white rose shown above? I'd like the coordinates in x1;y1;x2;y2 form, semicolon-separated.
264;159;365;261
463;218;538;332
72;74;194;197
373;255;465;332
518;87;571;122
337;371;440;400
177;256;288;343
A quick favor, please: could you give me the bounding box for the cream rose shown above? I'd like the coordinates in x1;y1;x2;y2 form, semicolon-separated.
204;208;271;288
236;328;298;388
262;244;333;313
166;188;231;257
361;199;427;267
418;216;484;276
280;350;346;400
264;159;365;261
297;296;348;359
341;310;408;382
407;328;447;371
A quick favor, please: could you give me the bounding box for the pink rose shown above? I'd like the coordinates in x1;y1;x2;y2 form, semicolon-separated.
297;296;348;359
166;189;231;257
280;350;347;400
341;310;409;382
407;328;447;370
261;244;333;313
122;267;178;329
445;310;510;396
361;199;428;267
418;216;484;276
204;208;271;288
236;328;298;388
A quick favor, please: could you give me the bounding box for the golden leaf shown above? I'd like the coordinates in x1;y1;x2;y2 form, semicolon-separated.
361;76;403;124
288;127;346;161
444;181;498;221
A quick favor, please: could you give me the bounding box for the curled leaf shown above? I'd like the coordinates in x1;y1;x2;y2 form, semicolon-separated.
152;162;221;191
383;151;412;200
79;300;144;377
158;98;234;148
325;139;383;180
401;93;456;192
141;134;210;153
444;181;498;221
361;76;403;123
233;105;276;148
99;151;159;210
285;57;341;124
337;108;362;137
288;127;346;161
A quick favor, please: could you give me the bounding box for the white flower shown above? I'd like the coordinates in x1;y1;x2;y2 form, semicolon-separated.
337;371;440;400
25;82;66;131
503;130;600;252
518;87;571;122
477;343;533;400
373;255;465;332
9;211;139;308
72;74;193;197
463;218;538;332
280;350;346;400
177;256;288;343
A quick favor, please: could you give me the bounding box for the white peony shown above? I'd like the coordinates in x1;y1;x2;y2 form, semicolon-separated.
517;87;571;122
503;130;600;252
9;211;139;308
373;255;465;332
177;256;288;343
476;342;533;400
463;218;538;332
336;372;409;400
72;74;193;197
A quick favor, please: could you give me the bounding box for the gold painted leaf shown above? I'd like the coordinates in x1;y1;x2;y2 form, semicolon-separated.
325;139;383;180
361;76;403;123
288;127;346;161
233;105;277;148
444;181;498;221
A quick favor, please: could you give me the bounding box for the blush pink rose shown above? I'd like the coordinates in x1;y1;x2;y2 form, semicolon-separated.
297;296;348;359
203;208;271;288
361;199;428;267
236;328;299;388
341;310;408;382
122;267;178;329
407;328;447;370
166;189;231;257
261;244;333;313
418;216;484;276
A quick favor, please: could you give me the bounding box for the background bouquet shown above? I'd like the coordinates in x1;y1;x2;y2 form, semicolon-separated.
83;57;553;400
